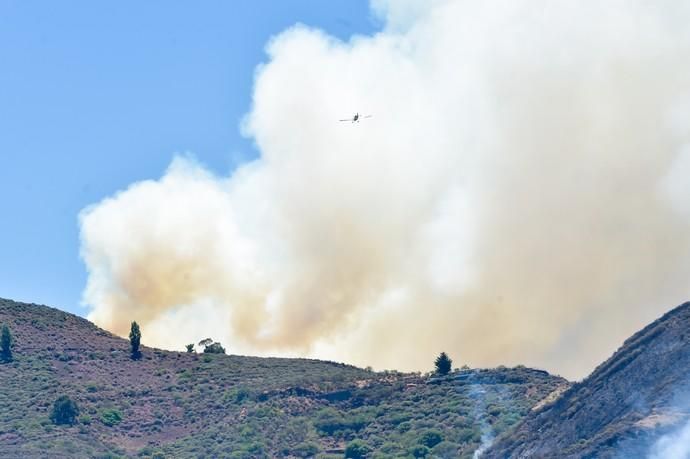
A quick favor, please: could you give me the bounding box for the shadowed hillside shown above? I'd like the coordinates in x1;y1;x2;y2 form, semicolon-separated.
0;299;565;458
485;302;690;458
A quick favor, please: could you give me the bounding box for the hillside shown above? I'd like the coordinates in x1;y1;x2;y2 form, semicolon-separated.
0;299;566;458
485;301;690;458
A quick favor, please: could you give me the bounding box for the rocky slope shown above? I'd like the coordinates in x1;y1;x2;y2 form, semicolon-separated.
485;302;690;459
0;298;565;458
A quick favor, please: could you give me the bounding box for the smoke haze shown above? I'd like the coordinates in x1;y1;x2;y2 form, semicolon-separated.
80;0;690;379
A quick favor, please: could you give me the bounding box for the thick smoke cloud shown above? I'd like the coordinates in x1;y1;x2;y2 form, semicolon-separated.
80;0;690;379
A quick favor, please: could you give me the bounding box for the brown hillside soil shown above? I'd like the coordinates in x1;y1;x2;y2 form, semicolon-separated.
0;299;565;458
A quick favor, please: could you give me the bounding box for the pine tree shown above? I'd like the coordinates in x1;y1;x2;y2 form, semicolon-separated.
129;321;141;359
1;324;12;362
434;352;452;375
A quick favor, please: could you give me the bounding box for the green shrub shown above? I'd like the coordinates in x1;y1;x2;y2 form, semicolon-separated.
345;440;371;459
100;408;123;426
419;429;443;448
291;442;320;457
50;395;80;425
313;408;371;436
430;441;459;458
410;445;430;458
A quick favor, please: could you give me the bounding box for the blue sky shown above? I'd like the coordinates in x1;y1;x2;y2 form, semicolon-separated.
0;1;379;316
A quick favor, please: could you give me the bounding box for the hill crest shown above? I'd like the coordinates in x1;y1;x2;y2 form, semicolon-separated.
0;298;565;458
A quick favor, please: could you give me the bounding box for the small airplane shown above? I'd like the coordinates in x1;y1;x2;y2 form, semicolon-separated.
339;112;372;123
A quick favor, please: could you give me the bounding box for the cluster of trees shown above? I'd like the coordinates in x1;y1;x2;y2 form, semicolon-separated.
127;322;227;357
184;338;226;354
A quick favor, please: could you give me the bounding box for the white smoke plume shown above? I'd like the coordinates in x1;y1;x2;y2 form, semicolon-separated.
469;383;494;458
649;419;690;459
80;0;690;379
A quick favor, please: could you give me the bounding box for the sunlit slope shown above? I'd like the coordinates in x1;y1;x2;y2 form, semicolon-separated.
485;302;690;458
0;298;565;458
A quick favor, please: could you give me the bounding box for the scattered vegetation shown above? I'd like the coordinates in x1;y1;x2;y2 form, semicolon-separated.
129;321;141;359
0;298;567;458
185;343;195;353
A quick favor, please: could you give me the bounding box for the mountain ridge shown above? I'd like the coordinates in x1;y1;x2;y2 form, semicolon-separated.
484;301;690;458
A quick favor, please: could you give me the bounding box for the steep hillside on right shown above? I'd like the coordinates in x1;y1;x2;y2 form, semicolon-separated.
485;301;690;458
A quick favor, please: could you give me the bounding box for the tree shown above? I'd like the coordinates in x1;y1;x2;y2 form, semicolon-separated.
50;395;79;425
129;321;141;359
185;343;195;353
434;352;452;375
1;324;12;362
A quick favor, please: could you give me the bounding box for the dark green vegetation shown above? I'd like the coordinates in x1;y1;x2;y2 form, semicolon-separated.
1;322;12;361
203;342;226;354
0;298;566;458
130;321;141;360
199;338;227;354
434;352;452;376
485;301;690;459
50;395;80;426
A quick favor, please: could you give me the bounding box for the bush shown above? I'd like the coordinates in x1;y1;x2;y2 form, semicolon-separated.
434;352;452;375
313;408;370;436
431;441;460;458
185;343;195;353
203;342;226;354
410;445;430;458
50;396;80;425
291;442;320;457
100;408;123;426
345;440;371;459
419;429;443;448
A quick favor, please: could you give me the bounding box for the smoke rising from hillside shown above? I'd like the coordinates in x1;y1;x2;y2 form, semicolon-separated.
80;0;690;378
649;420;690;459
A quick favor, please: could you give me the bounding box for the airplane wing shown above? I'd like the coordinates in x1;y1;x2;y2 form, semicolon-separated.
339;119;351;122
363;115;373;118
